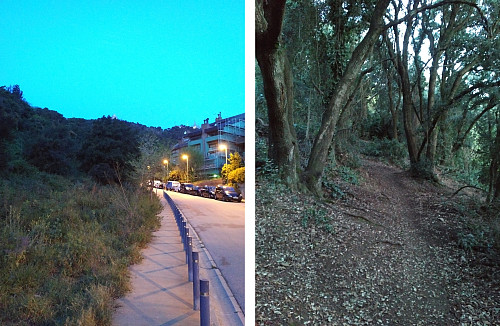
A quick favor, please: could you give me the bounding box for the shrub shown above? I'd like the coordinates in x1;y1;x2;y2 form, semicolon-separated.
362;138;407;166
228;167;245;185
221;152;243;183
301;207;334;233
168;168;183;181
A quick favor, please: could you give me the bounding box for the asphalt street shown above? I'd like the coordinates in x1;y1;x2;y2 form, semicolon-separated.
165;190;245;314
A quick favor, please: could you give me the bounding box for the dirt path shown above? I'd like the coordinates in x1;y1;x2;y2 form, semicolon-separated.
343;160;451;324
256;158;500;325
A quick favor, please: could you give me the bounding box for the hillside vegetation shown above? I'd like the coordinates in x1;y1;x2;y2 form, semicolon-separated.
0;86;187;324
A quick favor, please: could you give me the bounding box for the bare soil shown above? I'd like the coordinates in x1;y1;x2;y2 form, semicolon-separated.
193;178;223;187
256;158;500;325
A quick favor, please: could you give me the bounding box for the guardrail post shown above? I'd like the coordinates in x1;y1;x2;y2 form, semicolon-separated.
200;280;210;326
192;251;200;310
187;236;193;281
184;227;190;256
174;208;180;225
181;220;187;248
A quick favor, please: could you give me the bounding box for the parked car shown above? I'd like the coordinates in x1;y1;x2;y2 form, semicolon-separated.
153;180;163;188
166;181;181;192
200;185;216;199
180;183;194;194
215;185;242;202
189;185;202;196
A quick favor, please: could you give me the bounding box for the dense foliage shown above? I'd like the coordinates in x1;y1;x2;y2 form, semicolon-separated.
228;167;245;186
79;116;141;184
256;1;500;323
221;152;244;184
256;0;500;201
0;85;192;182
0;85;188;324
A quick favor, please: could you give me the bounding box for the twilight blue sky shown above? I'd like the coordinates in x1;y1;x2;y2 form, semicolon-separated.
0;1;245;128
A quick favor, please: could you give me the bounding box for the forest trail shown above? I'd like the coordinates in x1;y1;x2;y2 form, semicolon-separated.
256;157;500;325
342;159;453;323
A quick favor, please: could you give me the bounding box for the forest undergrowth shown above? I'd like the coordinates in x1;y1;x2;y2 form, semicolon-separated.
256;156;500;325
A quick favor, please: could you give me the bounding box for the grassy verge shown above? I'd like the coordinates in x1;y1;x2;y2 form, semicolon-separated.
0;173;162;325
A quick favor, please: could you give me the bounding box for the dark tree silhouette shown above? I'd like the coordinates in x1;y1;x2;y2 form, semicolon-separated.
79;116;140;183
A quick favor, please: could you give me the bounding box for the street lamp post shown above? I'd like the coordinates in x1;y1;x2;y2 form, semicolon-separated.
163;159;169;181
182;155;189;183
219;144;228;165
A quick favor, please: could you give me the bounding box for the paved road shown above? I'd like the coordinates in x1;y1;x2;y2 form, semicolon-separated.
165;190;245;313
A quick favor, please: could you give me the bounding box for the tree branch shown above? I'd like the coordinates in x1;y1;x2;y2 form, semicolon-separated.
450;185;487;198
255;0;287;52
452;96;498;153
384;0;490;36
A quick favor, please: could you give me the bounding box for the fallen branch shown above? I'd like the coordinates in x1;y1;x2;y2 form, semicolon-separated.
343;211;386;228
450;185;486;198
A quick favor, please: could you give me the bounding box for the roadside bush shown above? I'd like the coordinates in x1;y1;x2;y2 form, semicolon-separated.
0;175;162;325
228;167;245;186
221;152;243;183
168;168;183;181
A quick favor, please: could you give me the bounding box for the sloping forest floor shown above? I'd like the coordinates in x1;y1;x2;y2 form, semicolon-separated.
256;157;500;325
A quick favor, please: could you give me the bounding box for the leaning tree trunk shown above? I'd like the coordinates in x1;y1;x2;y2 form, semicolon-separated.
256;0;299;190
303;0;391;195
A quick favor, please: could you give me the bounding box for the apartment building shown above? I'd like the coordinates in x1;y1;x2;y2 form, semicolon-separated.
171;113;245;177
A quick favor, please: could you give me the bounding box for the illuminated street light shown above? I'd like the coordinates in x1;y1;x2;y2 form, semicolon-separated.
163;159;169;181
219;144;228;165
182;154;189;182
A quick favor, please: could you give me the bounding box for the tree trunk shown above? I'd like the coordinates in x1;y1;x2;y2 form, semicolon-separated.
391;0;439;178
303;0;391;195
400;68;419;166
256;0;299;190
384;58;399;141
492;118;500;201
393;9;419;167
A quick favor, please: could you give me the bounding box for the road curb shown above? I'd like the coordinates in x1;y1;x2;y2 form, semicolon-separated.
163;190;245;325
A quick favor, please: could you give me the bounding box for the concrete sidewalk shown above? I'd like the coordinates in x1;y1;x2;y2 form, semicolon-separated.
112;192;199;326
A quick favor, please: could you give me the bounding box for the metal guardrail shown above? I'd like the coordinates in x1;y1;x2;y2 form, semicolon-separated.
163;191;210;324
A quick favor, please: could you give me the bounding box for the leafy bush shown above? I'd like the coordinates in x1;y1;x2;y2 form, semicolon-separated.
336;166;359;185
255;136;268;164
78;116;140;184
168;168;183;181
256;158;280;182
221;152;243;183
362;138;407;167
228;167;245;185
301;207;334;233
322;179;346;199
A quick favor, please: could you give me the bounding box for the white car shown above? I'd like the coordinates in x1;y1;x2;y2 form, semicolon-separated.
166;181;181;192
